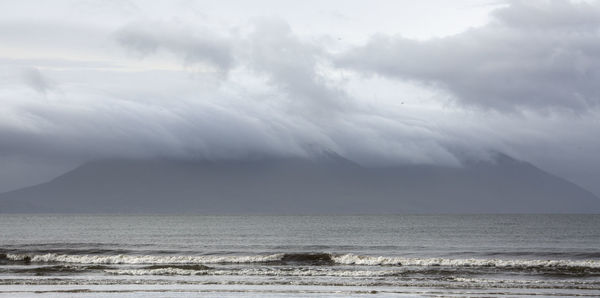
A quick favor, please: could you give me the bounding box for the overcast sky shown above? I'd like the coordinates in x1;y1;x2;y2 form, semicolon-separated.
1;0;600;196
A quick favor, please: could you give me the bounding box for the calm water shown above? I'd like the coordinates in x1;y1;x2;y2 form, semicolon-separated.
1;214;599;297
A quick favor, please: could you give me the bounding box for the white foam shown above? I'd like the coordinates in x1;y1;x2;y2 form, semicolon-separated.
106;268;210;276
331;254;600;268
7;252;600;269
6;253;284;264
105;267;399;277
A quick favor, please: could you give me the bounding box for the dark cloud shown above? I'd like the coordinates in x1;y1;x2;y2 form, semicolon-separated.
493;0;600;29
335;0;600;112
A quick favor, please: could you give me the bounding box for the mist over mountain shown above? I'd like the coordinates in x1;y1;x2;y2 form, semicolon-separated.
1;152;597;214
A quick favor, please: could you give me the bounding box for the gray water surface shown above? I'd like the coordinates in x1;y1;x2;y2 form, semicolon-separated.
1;214;599;297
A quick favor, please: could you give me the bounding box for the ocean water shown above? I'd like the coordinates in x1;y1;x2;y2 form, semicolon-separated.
0;214;599;297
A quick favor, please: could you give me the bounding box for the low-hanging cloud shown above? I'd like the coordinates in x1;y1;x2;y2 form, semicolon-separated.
1;0;600;196
0;64;463;166
335;0;600;112
105;18;467;165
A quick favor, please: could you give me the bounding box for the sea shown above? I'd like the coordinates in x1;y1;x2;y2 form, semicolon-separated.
0;214;599;297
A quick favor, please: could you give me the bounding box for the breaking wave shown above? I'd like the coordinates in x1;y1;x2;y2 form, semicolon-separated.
4;252;600;272
330;254;600;269
105;267;400;277
4;253;283;265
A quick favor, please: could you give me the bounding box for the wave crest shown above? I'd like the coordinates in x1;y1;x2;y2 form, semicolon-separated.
332;254;600;269
6;252;600;270
5;253;284;265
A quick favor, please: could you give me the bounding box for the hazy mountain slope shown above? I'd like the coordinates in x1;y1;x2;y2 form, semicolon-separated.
0;153;598;213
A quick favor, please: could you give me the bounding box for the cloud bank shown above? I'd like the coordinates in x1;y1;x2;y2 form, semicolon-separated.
0;0;599;195
336;0;600;112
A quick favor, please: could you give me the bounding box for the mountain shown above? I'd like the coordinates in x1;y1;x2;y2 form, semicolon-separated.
0;153;598;213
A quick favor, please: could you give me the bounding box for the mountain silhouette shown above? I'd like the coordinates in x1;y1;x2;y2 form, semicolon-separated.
1;153;598;213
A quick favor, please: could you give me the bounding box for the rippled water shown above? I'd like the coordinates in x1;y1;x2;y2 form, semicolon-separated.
1;214;599;297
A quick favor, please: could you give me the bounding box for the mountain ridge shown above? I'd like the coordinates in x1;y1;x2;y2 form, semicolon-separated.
1;153;598;214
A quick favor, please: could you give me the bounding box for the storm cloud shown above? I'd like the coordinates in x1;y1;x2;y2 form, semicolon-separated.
0;0;600;197
336;0;600;112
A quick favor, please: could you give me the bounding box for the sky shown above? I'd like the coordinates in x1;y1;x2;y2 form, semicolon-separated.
1;0;600;196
